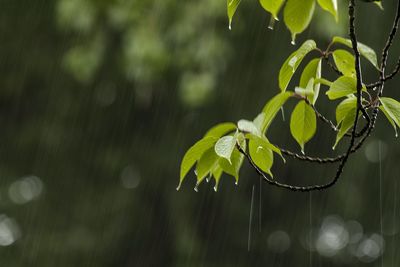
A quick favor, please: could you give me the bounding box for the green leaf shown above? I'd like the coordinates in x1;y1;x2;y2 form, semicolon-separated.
205;122;237;138
295;78;314;98
326;76;357;100
299;58;322;104
332;36;379;69
261;92;293;133
317;0;338;22
237;120;261;136
217;137;246;188
279;40;317;91
336;96;357;125
196;148;219;185
283;0;316;43
314;78;333;87
332;49;356;77
249;139;274;177
246;134;285;162
253;113;266;131
259;0;285;20
178;137;217;189
227;0;242;30
215;133;238;163
290;100;316;152
379;105;398;137
380;97;400;128
334;109;356;149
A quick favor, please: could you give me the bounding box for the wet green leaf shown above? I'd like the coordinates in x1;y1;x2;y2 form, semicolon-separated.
317;0;338;22
332;49;355;77
227;0;242;30
326;76;357;100
283;0;315;43
332;36;378;69
300;58;322;104
205;122;237;138
290;100;316;152
262;92;293;133
259;0;285;20
279;40;317;91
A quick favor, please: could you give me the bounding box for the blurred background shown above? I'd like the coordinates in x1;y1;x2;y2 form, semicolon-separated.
1;0;400;266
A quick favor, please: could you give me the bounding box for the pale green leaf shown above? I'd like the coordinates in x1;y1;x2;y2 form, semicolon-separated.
215;135;237;163
380;97;400;128
217;137;246;187
249;139;274;177
317;0;338;22
227;0;242;30
326;76;357;100
332;36;379;69
290;100;316;152
279;40;317;91
259;0;285;20
332;49;355;77
179;137;217;189
295;78;314;98
253;113;266;131
299;58;322;104
283;0;316;43
196;148;219;184
237;120;261;136
336;96;356;125
261;92;293;133
205;122;237;138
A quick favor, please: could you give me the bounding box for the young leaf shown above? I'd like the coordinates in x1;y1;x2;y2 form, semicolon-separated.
332;36;379;69
205;122;237;138
290;100;317;152
227;0;242;30
279;40;317;91
334;109;356;149
262;92;293;133
379;97;400;127
196;148;219;184
215;135;237;163
295;78;314;99
317;0;338;22
283;0;316;43
179;137;218;189
259;0;285;20
218;137;246;188
237;120;261;136
299;58;322;104
253;113;266;131
336;96;357;125
332;49;355;77
326;76;357;100
249;139;274;177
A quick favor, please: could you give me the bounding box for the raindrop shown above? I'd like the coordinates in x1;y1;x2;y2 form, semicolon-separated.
194;185;199;192
176;183;181;191
235;181;238;186
213;185;218;192
280;106;285;121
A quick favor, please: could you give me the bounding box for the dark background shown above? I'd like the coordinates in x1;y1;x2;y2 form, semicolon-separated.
0;0;400;266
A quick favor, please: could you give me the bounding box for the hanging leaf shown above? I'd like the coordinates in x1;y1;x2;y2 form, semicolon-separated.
283;0;316;43
336;96;357;125
196;148;220;185
259;0;285;20
237;120;261;136
332;36;379;69
317;0;338;22
227;0;242;30
379;105;398;137
326;76;357;100
295;78;314;99
215;134;237;163
246;133;285;162
262;92;293;133
253;113;266;131
249;139;274;177
290;100;317;152
205;122;237;138
179;137;218;189
332;49;356;77
279;40;317;91
379;97;400;128
217;136;246;189
299;58;322;104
